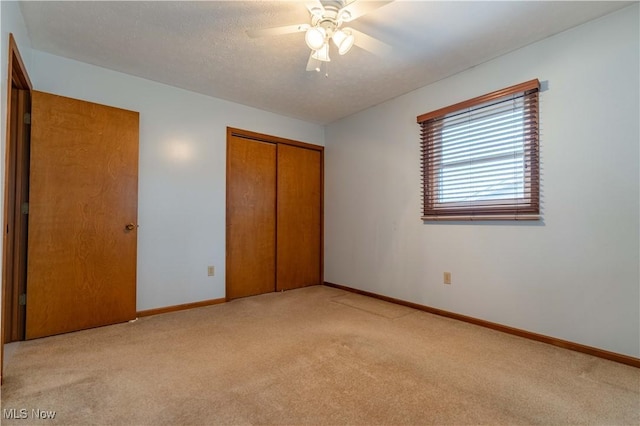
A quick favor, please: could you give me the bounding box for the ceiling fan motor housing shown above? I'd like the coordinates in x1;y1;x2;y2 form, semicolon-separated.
311;1;350;36
314;17;338;37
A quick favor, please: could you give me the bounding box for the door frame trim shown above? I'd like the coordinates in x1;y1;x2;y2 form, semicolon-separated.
2;33;33;384
225;127;324;300
228;127;324;151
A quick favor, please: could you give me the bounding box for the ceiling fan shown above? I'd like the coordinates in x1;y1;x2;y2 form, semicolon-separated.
247;0;393;73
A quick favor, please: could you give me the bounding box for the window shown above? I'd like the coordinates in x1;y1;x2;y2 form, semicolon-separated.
417;79;540;220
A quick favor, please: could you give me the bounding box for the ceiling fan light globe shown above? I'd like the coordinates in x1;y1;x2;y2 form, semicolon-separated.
339;34;354;55
305;27;326;50
333;29;355;55
311;43;331;62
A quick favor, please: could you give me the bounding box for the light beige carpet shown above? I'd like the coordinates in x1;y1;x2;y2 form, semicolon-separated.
330;292;415;319
1;285;638;425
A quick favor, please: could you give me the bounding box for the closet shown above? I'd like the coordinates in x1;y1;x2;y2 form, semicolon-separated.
226;128;323;300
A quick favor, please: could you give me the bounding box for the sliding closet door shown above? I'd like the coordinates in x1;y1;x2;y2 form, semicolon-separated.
226;135;277;299
276;144;322;291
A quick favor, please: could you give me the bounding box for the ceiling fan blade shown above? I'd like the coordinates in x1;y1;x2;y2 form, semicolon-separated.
306;52;321;72
339;1;393;22
350;28;392;56
247;24;309;38
305;1;325;17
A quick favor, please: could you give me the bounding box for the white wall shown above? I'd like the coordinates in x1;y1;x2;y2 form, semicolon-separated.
29;51;324;311
325;5;640;357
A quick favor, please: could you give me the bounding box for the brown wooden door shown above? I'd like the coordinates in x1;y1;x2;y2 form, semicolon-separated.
276;144;322;291
26;91;139;339
226;134;277;300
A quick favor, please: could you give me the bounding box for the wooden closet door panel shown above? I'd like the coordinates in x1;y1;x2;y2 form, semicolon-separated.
226;136;277;299
26;91;139;339
277;144;322;291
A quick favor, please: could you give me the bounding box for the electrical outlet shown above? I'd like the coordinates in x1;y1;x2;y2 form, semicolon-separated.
443;272;451;285
207;266;215;277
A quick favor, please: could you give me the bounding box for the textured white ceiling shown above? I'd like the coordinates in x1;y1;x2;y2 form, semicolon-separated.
19;1;632;124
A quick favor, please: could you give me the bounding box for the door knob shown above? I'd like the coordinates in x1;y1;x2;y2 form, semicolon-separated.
125;223;136;231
